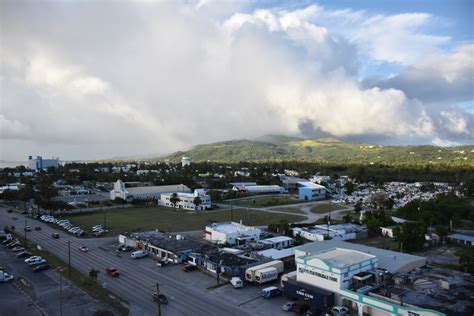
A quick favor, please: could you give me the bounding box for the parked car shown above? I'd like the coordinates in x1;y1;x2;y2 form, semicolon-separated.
7;242;21;249
33;264;51;272
331;306;349;316
230;277;243;288
152;292;168;304
6;209;13;213
0;271;14;282
24;226;31;232
282;302;296;312
182;264;197;272
118;245;133;252
25;256;42;263
52;233;60;239
12;246;26;252
131;250;147;259
28;259;47;266
78;231;87;237
17;251;33;258
34;226;41;231
292;303;310;314
79;246;89;252
105;267;119;277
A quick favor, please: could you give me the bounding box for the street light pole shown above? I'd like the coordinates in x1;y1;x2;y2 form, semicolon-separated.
68;241;71;280
156;282;162;316
24;220;27;248
59;270;63;316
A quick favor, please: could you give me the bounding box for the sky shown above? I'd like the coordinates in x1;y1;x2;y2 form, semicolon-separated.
0;0;473;161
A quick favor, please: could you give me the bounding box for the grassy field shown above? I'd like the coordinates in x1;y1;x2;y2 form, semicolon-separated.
222;196;303;208
63;206;306;234
310;203;350;214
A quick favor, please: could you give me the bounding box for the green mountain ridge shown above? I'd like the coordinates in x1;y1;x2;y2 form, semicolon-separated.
160;136;474;166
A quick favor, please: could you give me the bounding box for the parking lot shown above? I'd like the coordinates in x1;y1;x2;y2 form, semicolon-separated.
0;241;113;316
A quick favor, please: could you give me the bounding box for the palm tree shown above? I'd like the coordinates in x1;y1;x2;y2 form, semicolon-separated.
169;193;181;212
193;196;202;214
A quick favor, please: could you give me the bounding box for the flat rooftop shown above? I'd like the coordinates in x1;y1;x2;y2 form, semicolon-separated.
301;248;374;269
206;222;259;234
127;184;191;194
296;240;426;273
298;181;326;189
260;236;293;244
448;233;474;242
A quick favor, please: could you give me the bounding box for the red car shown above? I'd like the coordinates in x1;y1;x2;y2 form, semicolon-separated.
105;267;119;277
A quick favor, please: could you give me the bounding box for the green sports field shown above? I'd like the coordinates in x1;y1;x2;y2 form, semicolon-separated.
62;206;306;235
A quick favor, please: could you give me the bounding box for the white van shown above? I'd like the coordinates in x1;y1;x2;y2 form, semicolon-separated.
230;277;243;288
131;250;147;259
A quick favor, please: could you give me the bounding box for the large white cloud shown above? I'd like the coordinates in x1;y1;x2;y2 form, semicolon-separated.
0;1;472;160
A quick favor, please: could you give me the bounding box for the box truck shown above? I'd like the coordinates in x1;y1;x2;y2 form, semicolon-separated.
245;260;284;282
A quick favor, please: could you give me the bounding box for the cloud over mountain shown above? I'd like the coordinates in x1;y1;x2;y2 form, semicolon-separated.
0;1;472;160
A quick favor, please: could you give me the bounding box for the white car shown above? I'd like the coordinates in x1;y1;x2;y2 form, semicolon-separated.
331;306;349;316
28;259;47;266
131;251;148;259
0;272;14;283
92;227;103;232
92;225;103;230
68;227;80;232
25;256;42;263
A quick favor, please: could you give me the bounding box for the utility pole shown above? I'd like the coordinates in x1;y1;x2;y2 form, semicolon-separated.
156;282;162;316
68;241;71;280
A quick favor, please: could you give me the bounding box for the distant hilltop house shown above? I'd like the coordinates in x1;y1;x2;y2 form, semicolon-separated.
159;189;211;211
297;181;326;201
181;156;191;167
28;155;59;171
110;180;191;200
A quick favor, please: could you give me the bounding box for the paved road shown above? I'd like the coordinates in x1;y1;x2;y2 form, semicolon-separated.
0;208;252;316
217;200;351;224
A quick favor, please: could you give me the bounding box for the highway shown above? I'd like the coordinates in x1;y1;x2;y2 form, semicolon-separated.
0;207;252;316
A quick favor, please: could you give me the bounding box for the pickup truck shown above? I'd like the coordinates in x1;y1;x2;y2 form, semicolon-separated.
105;267;119;277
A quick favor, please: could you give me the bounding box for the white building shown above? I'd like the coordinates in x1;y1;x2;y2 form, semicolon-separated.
159;189;211;211
298;182;326;201
110;180;191;200
298;224;367;242
28;155;59;170
294;241;439;316
181;156;191;167
310;175;331;184
258;236;294;249
232;184;285;194
204;221;261;245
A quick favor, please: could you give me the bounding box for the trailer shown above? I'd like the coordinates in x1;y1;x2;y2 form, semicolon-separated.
245;260;284;282
255;267;278;284
283;279;334;312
